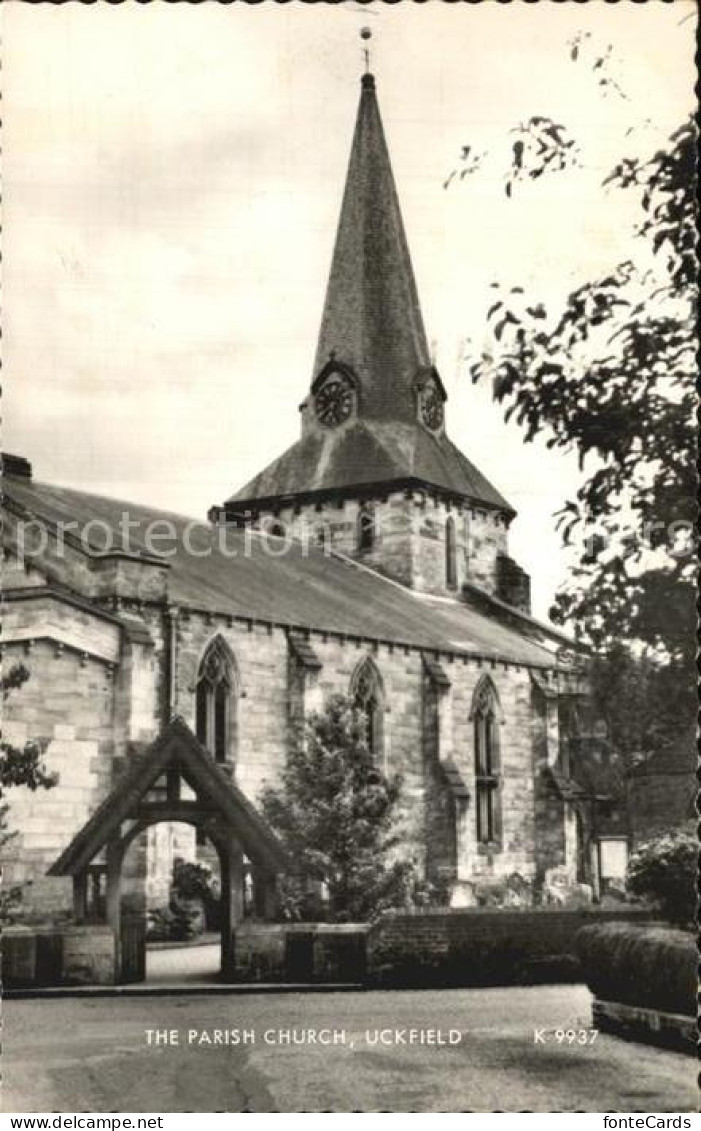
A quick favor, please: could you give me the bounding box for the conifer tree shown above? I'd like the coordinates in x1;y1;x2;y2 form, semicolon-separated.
261;695;416;922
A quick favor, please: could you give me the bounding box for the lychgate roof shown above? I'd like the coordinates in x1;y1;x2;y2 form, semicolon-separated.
48;716;289;876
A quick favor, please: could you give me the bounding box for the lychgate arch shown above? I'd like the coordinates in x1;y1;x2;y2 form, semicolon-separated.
48;716;288;983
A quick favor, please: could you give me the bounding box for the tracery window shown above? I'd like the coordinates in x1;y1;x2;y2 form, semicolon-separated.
351;657;384;758
196;636;237;764
471;676;502;844
445;516;457;589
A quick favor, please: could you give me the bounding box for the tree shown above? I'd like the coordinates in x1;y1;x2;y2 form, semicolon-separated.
260;695;417;923
1;664;58;921
448;40;696;758
626;828;697;928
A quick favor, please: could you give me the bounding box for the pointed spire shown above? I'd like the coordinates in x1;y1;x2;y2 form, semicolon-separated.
311;68;431;424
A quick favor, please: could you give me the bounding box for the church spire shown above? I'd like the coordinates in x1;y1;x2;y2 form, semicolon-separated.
310;63;432;425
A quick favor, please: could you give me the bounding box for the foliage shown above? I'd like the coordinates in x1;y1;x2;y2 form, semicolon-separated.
147;897;202;942
260;695;418;923
587;643;695;771
576;922;696;1016
467;117;696;659
625;829;697;927
1;664;58;923
171;857;216;903
448;38;696;759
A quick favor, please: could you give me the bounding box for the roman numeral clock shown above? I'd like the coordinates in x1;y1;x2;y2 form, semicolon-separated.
315;371;354;426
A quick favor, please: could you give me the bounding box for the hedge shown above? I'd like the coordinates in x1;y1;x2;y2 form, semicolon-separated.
576;922;696;1016
367;907;653;989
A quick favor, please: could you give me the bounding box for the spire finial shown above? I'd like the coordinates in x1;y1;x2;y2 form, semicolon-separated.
360;27;372;76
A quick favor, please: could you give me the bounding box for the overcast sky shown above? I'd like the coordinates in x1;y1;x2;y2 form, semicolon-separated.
3;1;695;617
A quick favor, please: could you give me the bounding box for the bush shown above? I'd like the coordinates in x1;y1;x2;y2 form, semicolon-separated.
625;828;697;926
172;858;214;902
147;897;201;942
576;923;696;1016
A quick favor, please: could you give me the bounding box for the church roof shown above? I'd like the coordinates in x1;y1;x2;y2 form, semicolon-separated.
3;472;570;669
226;421;513;515
313;73;430;426
221;74;513;517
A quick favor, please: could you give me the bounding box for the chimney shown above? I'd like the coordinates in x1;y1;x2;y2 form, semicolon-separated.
1;453;32;480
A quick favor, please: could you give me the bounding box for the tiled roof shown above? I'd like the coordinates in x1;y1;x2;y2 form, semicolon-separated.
220;75;513;517
311;73;429;427
226;420;513;513
3;473;567;667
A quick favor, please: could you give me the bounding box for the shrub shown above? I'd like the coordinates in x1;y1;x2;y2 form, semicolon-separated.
625;828;697;926
576;923;696;1016
172;858;214;903
147;897;201;942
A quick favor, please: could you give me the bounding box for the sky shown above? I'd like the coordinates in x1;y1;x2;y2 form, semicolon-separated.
3;0;696;618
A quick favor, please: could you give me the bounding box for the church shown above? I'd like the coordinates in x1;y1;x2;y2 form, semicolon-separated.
1;69;597;974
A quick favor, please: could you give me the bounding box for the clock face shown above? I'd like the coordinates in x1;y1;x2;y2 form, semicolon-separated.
315;375;354;427
421;384;444;430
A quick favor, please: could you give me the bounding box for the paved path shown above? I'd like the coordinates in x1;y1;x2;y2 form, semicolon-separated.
2;986;696;1113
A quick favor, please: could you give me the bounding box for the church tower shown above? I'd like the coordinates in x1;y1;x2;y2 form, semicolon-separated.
212;69;529;609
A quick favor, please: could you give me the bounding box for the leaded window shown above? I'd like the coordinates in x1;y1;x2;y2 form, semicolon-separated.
471;678;502;844
196;637;236;764
351;657;383;758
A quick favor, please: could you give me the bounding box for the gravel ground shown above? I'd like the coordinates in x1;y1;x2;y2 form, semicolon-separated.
2;985;696;1113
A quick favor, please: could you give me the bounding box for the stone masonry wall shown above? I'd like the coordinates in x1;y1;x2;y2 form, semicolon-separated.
2;639;116;920
167;607;564;892
239;492;509;599
367;906;654;987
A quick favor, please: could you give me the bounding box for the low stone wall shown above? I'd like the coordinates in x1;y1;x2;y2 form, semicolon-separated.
367;907;655;988
2;924;116;987
233;922;367;984
592;998;696;1056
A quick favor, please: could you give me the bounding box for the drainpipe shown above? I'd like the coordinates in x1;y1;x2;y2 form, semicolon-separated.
165;604;179;725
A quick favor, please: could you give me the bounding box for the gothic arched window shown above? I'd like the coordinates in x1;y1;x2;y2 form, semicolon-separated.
351;656;384;758
357;504;376;552
196;636;237;764
446;516;457;589
470;676;502;844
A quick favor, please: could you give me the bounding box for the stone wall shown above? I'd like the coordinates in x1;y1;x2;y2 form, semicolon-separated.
367;906;655;988
233;921;367;984
167;609;567;895
2;638;116;920
2;924;117;987
238;491;510;599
